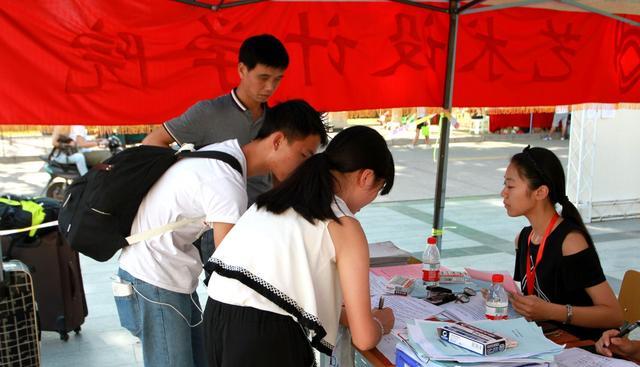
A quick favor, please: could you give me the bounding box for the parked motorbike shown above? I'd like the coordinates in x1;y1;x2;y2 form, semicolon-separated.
41;135;123;200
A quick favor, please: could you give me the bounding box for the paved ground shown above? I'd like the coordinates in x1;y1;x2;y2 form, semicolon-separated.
1;130;638;366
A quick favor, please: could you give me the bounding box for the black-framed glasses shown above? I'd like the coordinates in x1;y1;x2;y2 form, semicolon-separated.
454;287;477;303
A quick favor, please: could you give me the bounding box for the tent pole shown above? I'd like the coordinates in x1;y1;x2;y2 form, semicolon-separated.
433;0;459;251
559;0;640;27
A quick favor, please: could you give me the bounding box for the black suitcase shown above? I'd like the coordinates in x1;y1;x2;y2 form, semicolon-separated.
1;242;41;366
2;231;87;341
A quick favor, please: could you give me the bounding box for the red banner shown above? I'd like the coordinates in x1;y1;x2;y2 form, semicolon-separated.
1;1;639;125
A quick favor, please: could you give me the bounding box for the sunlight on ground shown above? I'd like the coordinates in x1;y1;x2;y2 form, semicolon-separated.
451;141;528;149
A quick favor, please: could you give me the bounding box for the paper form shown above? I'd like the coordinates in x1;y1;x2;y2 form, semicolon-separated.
465;267;521;295
369;272;388;296
371;294;444;329
440;293;521;322
555;347;638;367
375;330;402;363
395;332;438;366
412;318;563;363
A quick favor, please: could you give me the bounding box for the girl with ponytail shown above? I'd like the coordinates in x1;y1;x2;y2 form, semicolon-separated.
502;145;623;340
202;126;396;367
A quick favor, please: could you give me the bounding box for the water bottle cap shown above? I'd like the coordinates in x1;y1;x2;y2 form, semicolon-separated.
492;274;504;283
427;236;437;245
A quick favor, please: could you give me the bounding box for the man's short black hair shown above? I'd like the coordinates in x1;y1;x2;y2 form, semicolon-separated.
255;100;328;146
239;34;289;71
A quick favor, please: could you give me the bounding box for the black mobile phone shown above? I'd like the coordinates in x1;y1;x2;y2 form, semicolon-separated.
426;286;452;294
425;292;456;305
617;321;640;338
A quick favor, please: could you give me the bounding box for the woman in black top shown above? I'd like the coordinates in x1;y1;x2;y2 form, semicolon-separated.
502;146;623;341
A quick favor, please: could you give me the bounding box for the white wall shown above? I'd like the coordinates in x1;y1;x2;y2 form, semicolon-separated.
590;109;640;202
569;109;640;221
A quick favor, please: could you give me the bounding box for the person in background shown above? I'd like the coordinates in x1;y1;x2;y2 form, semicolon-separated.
412;114;437;146
544;105;569;140
596;328;640;363
203;126;395;367
50;126;89;175
378;110;390;129
68;125;110;166
502;145;623;340
142;34;289;206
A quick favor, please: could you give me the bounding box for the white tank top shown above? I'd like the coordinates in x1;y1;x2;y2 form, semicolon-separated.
206;196;353;355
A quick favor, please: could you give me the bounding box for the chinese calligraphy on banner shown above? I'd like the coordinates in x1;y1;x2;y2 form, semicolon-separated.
1;1;638;124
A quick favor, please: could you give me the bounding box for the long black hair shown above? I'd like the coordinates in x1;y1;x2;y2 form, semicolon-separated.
256;125;394;224
511;146;594;247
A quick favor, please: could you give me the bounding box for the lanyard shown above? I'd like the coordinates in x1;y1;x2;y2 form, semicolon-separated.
525;213;560;296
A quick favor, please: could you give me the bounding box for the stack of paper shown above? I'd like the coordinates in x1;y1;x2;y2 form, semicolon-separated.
405;318;564;365
368;241;414;267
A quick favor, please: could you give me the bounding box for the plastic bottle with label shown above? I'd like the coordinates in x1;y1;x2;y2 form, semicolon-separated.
485;274;509;320
422;236;440;287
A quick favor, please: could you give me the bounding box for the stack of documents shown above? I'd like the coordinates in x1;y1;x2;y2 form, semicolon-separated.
555;347;639;367
403;318;564;365
368;241;414;267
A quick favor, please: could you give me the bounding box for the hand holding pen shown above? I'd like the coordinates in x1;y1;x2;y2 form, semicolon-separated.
372;296;394;335
595;321;640;360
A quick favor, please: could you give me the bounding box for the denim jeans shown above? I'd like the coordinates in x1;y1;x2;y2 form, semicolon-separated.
115;268;206;367
52;152;88;175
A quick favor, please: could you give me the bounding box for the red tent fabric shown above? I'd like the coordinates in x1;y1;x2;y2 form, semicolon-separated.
1;1;639;125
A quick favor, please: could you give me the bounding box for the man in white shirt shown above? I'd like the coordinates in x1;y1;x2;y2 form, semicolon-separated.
68;125;111;166
114;100;328;367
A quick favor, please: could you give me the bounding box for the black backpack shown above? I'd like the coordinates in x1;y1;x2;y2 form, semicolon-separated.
57;145;242;262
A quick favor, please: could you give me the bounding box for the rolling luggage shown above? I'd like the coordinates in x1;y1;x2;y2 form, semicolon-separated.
2;231;87;341
1;240;40;366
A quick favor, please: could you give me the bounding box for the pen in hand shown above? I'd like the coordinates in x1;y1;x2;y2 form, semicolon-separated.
378;296;385;310
617;321;640;338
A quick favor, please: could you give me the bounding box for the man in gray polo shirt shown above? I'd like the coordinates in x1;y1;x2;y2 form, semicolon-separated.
142;34;289;205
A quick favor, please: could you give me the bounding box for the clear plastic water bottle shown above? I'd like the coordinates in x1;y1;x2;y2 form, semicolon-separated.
485;274;509;320
422;236;440;287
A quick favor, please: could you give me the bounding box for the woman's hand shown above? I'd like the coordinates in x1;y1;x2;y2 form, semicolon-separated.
508;292;551;321
596;329;640;360
371;308;395;334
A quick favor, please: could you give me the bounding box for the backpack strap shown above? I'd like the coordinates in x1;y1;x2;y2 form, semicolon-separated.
125;216;205;245
124;151;242;246
178;151;242;175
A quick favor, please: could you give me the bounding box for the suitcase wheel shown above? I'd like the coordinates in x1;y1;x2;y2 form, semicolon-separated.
59;331;69;341
74;326;81;334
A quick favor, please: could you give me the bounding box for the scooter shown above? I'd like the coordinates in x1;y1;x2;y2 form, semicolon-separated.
41;158;79;201
41;135;123;200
